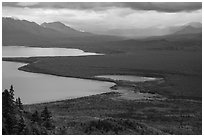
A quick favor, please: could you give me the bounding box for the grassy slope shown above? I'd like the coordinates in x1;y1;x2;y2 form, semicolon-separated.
24;92;202;134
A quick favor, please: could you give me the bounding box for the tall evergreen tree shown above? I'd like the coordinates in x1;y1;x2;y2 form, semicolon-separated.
2;87;17;134
41;107;52;121
9;85;14;100
31;110;41;123
17;115;26;134
41;107;53;129
16;97;23;110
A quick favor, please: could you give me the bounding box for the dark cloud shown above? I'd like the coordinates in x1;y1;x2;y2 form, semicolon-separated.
122;2;202;12
2;2;202;12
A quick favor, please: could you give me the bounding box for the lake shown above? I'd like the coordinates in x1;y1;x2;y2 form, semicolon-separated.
2;46;113;104
2;61;115;104
2;46;159;104
2;46;102;57
95;75;162;82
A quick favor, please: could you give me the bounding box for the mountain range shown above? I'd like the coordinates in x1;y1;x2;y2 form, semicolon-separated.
2;17;122;46
96;22;202;38
2;17;202;48
41;21;93;37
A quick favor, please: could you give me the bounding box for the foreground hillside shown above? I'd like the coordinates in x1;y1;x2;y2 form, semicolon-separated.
3;84;201;135
25;90;201;135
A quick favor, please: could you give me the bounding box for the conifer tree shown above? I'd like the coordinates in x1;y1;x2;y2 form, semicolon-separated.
41;107;52;121
2;86;17;134
16;97;23;110
13;115;26;134
31;110;41;123
41;107;53;129
9;85;14;100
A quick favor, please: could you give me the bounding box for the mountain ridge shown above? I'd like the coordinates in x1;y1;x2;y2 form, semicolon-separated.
40;21;93;37
2;17;123;46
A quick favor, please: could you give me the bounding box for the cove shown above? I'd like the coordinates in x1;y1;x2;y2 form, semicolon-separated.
2;61;115;104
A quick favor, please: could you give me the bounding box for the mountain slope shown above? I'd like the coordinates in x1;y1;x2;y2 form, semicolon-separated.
187;22;202;28
2;17;71;45
174;25;202;35
95;22;202;39
41;22;93;37
2;17;123;47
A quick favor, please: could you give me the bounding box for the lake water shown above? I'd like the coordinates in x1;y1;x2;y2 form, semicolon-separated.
2;46;159;104
95;75;161;82
2;46;101;57
2;46;113;104
2;61;115;104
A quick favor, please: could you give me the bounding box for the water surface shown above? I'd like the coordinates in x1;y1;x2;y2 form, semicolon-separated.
2;46;160;104
96;75;161;82
2;61;115;104
2;46;101;57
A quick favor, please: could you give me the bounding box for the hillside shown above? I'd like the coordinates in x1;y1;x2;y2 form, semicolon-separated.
174;26;202;35
2;17;122;47
41;22;93;37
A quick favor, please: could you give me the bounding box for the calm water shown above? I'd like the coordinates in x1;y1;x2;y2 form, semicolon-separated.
2;61;115;104
2;46;158;104
95;75;161;82
2;46;101;57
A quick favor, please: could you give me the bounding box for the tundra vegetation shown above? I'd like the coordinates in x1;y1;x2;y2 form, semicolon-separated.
2;85;202;135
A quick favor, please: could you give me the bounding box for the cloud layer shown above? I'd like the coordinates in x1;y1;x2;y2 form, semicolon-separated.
3;2;202;12
2;2;202;35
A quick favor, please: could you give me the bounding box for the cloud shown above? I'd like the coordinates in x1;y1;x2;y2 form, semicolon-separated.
2;2;202;13
2;2;202;35
121;2;202;12
17;2;39;7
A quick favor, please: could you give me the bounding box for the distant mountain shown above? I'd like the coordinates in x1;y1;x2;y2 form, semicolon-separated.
41;22;93;37
2;17;67;46
173;25;202;35
187;22;202;28
97;27;171;38
2;17;122;46
95;22;202;39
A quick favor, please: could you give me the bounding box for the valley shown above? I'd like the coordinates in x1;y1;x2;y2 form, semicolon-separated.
2;16;202;135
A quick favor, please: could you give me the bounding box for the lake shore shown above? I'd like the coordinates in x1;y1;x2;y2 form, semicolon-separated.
3;50;202;100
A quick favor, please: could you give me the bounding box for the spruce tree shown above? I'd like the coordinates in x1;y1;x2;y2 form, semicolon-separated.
2;86;17;134
41;107;51;121
31;110;41;123
9;85;14;100
16;97;23;110
17;115;26;134
41;107;53;129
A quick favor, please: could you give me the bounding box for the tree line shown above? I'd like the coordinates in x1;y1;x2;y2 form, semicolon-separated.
2;85;54;135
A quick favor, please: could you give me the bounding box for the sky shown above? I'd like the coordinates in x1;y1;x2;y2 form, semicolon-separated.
2;2;202;34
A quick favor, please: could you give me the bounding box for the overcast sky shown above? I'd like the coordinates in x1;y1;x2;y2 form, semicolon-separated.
2;2;202;33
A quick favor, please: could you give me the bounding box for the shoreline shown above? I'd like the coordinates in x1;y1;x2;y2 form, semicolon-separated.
3;58;167;105
2;56;202;101
2;57;164;87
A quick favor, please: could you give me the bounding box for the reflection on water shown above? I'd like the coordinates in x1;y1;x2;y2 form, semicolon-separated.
2;62;115;104
2;46;101;57
95;75;161;82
